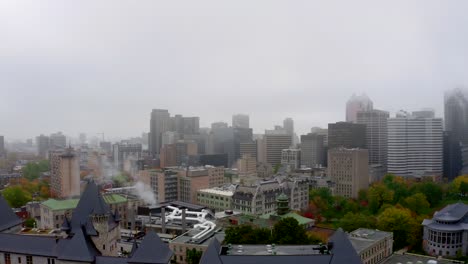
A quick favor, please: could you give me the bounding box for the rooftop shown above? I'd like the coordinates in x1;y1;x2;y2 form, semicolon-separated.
381;253;464;264
348;228;393;253
433;202;468;222
42;194;128;211
259;212;314;226
198;188;234;196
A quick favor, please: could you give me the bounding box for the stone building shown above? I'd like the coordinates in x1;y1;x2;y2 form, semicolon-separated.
349;228;393;264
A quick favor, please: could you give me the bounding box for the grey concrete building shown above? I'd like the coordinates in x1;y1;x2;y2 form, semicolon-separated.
150;109;171;157
349;228;393;264
328;122;366;150
357;109;389;168
300;133;326;168
328;148;369;198
36;134;50;158
113;141;142;171
264;133;292;166
50;132;67;148
232;114;249;129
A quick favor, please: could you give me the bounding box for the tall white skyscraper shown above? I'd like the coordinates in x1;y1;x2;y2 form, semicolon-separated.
387;110;443;179
346;94;373;123
357;109;389;167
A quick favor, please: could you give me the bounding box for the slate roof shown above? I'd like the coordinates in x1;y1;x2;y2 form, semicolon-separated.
0;233;58;257
58;227;101;262
129;231;173;264
0;193;22;231
433;202;468;222
200;228;362;264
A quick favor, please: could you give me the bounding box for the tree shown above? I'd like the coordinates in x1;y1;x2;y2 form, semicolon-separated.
272;217;310;244
24;218;36;228
368;184;394;214
2;186;32;208
383;174;411;204
186;248;203;264
22;160;49;181
224;225;271;244
451;175;468;196
376;207;420;249
404;193;430;215
339;212;376;232
412;181;443;207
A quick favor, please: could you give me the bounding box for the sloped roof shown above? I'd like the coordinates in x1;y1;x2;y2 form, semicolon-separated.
434;202;468;222
199;238;222;264
0;193;22;231
70;181;114;232
129;231;173;264
329;228;362;264
0;233;58;257
58;227;100;262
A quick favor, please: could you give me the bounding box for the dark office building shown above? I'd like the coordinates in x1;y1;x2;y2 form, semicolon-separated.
198;154;229;168
328;122;366;150
149;109;170;157
444;131;462;181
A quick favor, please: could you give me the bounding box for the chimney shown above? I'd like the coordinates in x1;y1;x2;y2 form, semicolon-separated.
181;207;187;233
161;206;166;234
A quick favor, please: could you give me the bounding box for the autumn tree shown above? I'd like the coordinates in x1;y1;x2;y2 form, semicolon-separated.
272;217;310;245
22;160;49;181
412;181;443;207
368;184;394;214
339;212;376;232
377;207;420;249
2;186;32;208
404;193;430;215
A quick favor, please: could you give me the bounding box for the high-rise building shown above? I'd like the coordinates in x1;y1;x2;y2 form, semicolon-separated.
444;88;468;179
328;122;366;150
310;127;328;146
387;110;443;179
232;114;250;128
170;115;200;135
175;140;198;166
211;122;228;130
328;148;369;198
357;109;389;167
162;131;179;146
283;118;294;135
49;147;80;198
150;109;170;157
50;132;67;148
264;133;293;166
176;166;225;203
346;94;373;123
0;136;4;157
36;134;50;158
239;142;257;160
300;133;325;168
281;148;301;170
79;133;87;145
237;154;257;174
160;144;177;168
112;142;142;171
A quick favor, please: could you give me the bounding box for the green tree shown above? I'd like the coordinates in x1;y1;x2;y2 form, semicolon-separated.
377;207;420;249
383;174;411;204
368;184;394;214
186;248;203;264
224;225;271;244
404;193;430;215
338;212;376;232
2;186;32;208
22;160;49;181
272;217;310;244
24;218;36;228
412;181;443;207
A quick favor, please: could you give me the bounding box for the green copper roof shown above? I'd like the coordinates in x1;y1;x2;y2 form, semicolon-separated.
259;212;314;226
276;193;288;201
42;194;127;211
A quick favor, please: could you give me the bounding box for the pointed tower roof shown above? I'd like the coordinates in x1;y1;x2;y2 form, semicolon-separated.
70;181;112;232
61;217;71;232
0;193;22;232
58;226;100;262
329;228;362;264
199;238;222;264
129;231;173;264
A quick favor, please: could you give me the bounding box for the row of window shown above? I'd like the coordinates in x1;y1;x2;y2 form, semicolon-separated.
4;254;35;264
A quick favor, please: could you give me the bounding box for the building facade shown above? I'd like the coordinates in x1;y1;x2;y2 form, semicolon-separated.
49;148;80;199
387;110;443;179
422;202;468;257
232;114;249;129
300;133;325;168
357;109;389;168
281;148;301;170
346;94;373;123
150;109;171;157
264;134;292;166
328;122;366;150
197;187;234;212
328;148;369;198
349;228;393;264
36;134;50;158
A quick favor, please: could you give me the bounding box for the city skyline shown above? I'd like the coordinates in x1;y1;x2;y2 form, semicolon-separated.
2;1;468;139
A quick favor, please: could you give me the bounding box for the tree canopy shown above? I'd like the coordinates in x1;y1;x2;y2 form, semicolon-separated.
22;160;49;181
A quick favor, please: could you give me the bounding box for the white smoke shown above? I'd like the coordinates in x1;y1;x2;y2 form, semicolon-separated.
133;181;157;206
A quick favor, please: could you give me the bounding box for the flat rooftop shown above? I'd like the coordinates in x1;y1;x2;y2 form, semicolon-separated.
171;230;225;246
221;244;330;256
381;253;464;264
349;228;392;253
198;188;234;196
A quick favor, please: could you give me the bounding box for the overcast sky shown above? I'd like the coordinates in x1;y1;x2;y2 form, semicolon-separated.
2;1;468;141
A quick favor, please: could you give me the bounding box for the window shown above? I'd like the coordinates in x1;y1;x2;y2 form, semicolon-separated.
18;257;22;263
4;253;11;264
26;256;32;264
103;244;106;250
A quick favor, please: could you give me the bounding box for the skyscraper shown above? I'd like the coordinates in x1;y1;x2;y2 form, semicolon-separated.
50;132;66;148
328;122;366;150
387;110;443;179
0;136;4;157
357;109;389;167
300;133;325;168
36;134;50;158
283;118;294;135
346;94;373;123
444;88;468;178
328;148;369;199
264;133;292;166
49;147;80;198
232;114;250;129
150;109;170;157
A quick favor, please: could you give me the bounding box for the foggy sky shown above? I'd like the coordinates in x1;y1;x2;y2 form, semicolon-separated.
2;1;468;141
